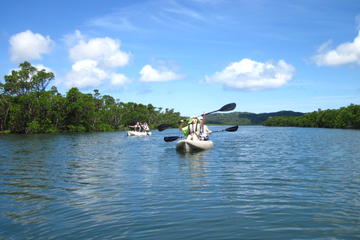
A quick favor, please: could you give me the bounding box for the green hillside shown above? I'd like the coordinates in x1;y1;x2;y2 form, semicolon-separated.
263;104;360;129
206;111;304;125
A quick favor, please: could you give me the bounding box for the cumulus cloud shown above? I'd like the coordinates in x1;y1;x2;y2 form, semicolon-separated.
64;32;130;89
65;60;108;89
9;30;52;62
313;31;360;66
111;73;130;86
69;37;129;68
34;64;54;75
205;58;295;91
139;64;182;82
63;30;85;46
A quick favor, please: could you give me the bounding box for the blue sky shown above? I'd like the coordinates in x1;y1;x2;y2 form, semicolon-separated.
1;0;360;116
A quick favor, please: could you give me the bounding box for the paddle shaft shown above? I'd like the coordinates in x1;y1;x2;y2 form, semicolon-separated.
159;103;236;132
164;125;238;142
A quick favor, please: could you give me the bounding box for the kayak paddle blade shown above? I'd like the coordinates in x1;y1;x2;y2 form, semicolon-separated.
164;136;181;142
225;125;239;132
157;124;171;131
205;103;236;115
219;103;236;112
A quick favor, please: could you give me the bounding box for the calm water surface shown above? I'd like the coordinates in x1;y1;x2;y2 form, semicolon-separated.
1;126;360;239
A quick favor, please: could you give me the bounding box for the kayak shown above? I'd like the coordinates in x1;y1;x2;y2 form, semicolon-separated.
127;131;152;136
176;139;214;152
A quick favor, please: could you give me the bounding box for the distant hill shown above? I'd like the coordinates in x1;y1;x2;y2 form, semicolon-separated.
206;111;304;125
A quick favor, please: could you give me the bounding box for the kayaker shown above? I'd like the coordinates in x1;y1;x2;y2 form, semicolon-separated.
129;122;141;132
179;117;201;141
142;122;150;132
199;114;212;140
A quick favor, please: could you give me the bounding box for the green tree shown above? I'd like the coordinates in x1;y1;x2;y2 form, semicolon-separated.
64;88;96;131
263;104;360;130
1;62;183;134
3;61;54;96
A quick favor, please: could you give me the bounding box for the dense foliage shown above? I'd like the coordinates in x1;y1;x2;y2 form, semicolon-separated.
206;111;303;125
263;105;360;129
206;112;251;125
0;62;181;134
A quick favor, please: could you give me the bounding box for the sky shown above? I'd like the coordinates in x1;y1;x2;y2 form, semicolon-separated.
1;0;360;116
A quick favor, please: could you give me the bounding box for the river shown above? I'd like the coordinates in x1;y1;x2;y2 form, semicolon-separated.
1;126;360;239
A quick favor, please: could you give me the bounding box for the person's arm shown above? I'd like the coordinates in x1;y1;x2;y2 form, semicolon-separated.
205;125;212;134
178;120;185;131
200;113;206;128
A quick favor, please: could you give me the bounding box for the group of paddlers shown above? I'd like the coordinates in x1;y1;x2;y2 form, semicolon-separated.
178;114;212;141
129;122;150;133
128;114;212;141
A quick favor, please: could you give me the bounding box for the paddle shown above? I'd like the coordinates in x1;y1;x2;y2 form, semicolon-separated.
163;125;239;142
158;103;236;131
203;103;236;115
164;136;184;142
211;125;239;133
157;124;172;131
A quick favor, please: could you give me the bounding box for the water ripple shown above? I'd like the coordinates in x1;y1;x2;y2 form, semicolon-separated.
1;127;360;239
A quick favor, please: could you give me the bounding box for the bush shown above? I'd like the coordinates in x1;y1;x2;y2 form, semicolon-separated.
45;126;59;133
94;123;114;132
67;125;86;132
26;120;41;134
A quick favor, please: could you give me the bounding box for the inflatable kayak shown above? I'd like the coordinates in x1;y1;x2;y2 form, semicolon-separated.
127;131;152;136
176;139;214;152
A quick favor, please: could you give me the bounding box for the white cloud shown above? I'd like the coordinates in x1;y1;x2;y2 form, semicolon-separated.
64;31;130;89
313;31;360;66
9;30;52;62
139;64;182;82
205;58;295;91
65;60;108;89
63;30;85;46
111;73;130;86
69;37;130;68
34;64;53;73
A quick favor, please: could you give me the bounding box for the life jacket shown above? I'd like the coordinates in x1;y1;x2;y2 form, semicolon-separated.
135;125;141;132
188;123;200;136
199;125;209;140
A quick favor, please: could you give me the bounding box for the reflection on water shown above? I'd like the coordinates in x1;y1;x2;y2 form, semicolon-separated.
177;151;208;189
1;127;360;239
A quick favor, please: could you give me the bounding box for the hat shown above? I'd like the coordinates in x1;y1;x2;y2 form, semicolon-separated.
188;116;197;124
198;116;203;120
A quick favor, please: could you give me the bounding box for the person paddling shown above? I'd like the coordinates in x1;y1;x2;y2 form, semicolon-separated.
129;122;141;132
199;114;212;140
179;116;202;141
142;122;150;133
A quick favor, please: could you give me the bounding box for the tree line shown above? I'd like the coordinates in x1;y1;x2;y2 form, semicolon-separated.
263;105;360;129
0;62;182;134
206;111;304;125
206;112;251;125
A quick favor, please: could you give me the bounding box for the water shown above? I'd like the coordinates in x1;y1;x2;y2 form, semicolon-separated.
1;126;360;239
